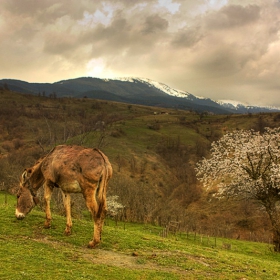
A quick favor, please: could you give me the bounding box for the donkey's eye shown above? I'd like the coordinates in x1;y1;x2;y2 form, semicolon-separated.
17;190;22;198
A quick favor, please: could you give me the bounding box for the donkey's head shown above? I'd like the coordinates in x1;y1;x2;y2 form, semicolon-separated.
15;169;39;220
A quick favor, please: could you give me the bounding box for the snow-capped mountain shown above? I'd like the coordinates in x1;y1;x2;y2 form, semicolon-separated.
115;77;193;99
108;77;280;113
1;76;279;114
218;100;248;109
217;99;280;113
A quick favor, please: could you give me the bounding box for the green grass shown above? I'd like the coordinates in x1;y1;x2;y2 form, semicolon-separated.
1;192;280;279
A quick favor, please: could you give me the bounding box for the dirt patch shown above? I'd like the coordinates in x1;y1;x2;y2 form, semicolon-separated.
33;237;189;275
83;250;142;268
82;249;191;275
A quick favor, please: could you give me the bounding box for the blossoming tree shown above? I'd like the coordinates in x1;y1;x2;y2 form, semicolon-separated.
196;127;280;251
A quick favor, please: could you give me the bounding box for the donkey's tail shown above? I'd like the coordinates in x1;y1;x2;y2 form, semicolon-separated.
95;149;113;218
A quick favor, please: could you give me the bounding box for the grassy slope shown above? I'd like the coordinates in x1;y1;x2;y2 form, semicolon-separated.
0;92;280;254
1;193;280;280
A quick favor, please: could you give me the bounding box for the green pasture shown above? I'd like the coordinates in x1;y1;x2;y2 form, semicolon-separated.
1;192;280;280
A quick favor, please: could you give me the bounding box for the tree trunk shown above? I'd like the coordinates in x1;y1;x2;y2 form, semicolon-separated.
262;195;280;252
270;218;280;252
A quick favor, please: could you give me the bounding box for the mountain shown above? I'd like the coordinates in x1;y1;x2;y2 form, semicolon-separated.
218;99;280;114
1;77;279;114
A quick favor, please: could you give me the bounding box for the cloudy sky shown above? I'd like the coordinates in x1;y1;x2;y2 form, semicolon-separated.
1;0;280;106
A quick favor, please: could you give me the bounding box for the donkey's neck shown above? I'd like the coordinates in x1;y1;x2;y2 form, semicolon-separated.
29;159;45;191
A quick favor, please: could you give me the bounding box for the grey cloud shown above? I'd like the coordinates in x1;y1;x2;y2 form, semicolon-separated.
172;26;203;48
92;17;129;40
82;17;132;56
2;0;55;16
142;14;169;34
43;31;79;55
206;4;261;29
4;0;89;20
77;11;170;59
191;47;247;78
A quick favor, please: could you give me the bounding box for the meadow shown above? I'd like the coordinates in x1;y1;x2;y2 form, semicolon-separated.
1;192;280;280
2;90;280;279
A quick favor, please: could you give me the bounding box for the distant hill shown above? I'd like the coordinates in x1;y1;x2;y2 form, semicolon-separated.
1;77;279;114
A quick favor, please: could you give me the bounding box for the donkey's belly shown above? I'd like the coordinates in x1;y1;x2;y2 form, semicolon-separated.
60;181;82;193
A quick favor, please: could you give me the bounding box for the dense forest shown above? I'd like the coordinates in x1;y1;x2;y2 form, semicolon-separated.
1;88;280;243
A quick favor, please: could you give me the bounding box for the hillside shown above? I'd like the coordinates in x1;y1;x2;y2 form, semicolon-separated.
1;89;280;242
1;192;280;280
1;77;279;114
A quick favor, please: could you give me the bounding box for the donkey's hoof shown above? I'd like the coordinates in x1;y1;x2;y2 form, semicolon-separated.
44;222;51;229
64;229;72;236
87;240;100;249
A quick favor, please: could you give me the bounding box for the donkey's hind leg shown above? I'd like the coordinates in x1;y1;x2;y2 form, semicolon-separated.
83;185;106;248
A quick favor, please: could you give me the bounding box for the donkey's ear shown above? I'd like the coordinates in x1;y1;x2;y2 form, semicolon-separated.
22;170;28;182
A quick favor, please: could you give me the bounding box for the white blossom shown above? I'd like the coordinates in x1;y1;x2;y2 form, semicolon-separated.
196;127;280;200
106;195;124;216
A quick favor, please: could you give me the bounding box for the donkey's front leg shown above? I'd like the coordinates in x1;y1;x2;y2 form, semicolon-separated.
61;191;72;235
44;182;53;229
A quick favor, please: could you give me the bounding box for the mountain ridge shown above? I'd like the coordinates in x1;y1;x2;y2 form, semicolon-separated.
1;77;279;114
